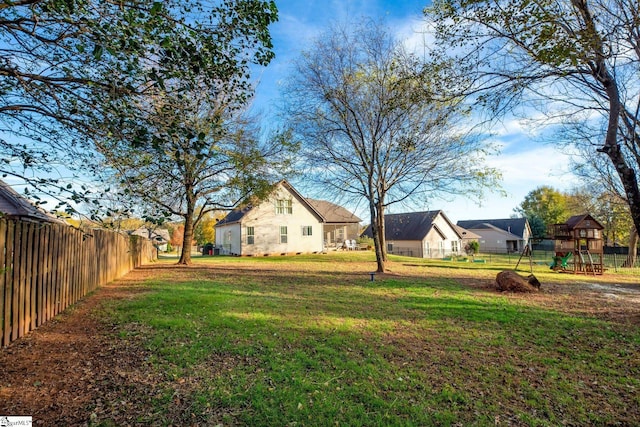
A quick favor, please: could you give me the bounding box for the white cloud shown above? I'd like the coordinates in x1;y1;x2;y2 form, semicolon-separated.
435;141;581;222
273;11;322;46
487;145;578;189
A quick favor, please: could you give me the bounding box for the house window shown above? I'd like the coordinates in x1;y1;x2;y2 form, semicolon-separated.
424;242;430;258
246;226;254;245
451;240;458;252
280;226;288;243
224;230;232;250
438;241;444;255
276;199;293;214
387;243;393;252
302;226;312;236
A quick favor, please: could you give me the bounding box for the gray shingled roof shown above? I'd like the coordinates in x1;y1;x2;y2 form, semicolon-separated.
456;218;529;238
131;227;171;243
0;180;60;223
361;210;457;241
215;205;254;226
455;225;481;240
305;199;361;224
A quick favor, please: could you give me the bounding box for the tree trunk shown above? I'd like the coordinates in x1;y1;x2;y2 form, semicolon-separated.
178;214;194;265
623;227;638;267
376;202;387;262
178;194;196;265
369;199;386;273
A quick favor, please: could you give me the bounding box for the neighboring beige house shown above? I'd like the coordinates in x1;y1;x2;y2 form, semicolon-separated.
456;218;531;254
131;227;171;252
214;181;361;256
455;225;482;253
361;210;464;258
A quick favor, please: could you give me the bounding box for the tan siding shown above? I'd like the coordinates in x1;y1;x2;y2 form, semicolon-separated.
432;215;462;256
387;240;423;257
215;223;242;255
241;186;323;255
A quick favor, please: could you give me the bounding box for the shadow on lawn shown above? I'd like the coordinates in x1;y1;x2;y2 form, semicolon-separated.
128;261;640;327
124;271;595;331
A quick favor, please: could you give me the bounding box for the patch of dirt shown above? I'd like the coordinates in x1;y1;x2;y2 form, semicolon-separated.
0;267;166;426
578;281;640;295
475;273;640;326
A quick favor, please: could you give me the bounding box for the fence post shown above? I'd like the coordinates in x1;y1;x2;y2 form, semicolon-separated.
0;219;6;346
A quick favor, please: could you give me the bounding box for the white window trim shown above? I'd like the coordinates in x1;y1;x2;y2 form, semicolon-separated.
276;199;293;215
246;226;255;245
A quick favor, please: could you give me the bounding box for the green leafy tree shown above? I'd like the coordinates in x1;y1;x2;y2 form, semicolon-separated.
515;186;569;238
284;20;499;272
527;215;547;242
0;0;278;212
194;211;226;246
465;240;479;255
427;0;640;248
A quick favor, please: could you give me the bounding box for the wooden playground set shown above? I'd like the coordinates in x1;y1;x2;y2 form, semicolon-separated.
518;214;605;275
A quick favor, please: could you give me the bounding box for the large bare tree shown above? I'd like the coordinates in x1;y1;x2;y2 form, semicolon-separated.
427;0;640;250
284;21;499;272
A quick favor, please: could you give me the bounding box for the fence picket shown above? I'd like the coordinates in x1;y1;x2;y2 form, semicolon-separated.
45;224;53;322
61;228;69;312
49;224;58;318
3;220;14;346
0;220;5;345
14;221;24;339
0;219;156;347
28;222;38;331
36;224;48;327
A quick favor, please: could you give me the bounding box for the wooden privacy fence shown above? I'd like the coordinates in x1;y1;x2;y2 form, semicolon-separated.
0;218;157;347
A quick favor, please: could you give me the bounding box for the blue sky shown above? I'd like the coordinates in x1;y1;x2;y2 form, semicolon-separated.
251;0;582;223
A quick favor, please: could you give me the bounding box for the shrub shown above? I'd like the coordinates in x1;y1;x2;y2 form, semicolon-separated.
465;241;479;255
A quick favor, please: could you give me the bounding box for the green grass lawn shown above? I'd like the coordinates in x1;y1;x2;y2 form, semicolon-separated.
99;252;640;426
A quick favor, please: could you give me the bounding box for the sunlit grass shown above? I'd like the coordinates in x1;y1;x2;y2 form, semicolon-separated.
99;253;640;426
